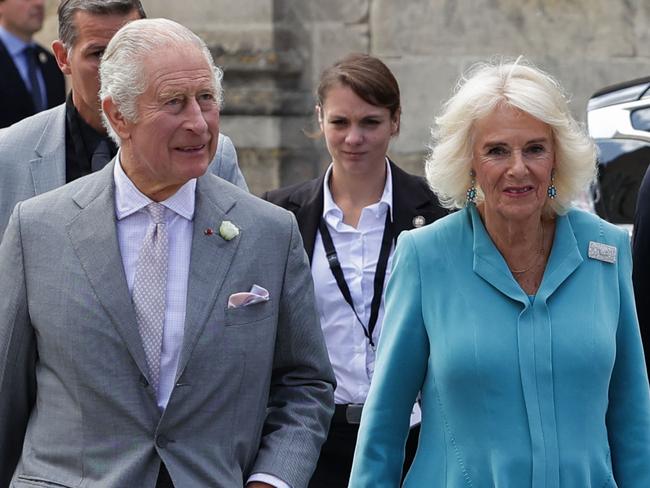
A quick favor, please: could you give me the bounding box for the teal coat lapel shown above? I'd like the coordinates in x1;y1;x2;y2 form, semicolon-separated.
469;205;583;306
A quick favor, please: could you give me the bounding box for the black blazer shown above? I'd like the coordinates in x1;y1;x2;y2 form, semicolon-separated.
0;39;66;128
263;159;447;261
632;166;650;375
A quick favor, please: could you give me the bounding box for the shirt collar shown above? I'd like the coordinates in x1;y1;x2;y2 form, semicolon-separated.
0;26;32;57
113;154;196;221
66;93;117;156
321;158;393;221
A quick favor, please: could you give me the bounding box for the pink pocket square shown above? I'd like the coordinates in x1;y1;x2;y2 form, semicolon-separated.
227;284;270;309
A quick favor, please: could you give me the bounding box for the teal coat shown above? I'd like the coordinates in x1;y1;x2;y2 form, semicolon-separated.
349;206;650;487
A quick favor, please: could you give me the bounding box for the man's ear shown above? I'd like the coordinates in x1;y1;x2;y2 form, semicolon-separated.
52;40;72;76
102;97;131;141
316;104;323;131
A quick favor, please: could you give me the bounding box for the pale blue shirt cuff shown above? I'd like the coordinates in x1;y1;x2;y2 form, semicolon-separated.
247;473;292;488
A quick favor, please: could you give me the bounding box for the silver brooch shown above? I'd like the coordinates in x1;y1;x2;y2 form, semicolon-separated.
588;241;617;264
412;215;426;228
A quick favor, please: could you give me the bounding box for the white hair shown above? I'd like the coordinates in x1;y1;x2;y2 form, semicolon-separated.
425;57;597;215
99;18;224;145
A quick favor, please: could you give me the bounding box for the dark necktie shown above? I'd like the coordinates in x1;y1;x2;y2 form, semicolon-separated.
24;46;44;112
91;138;113;172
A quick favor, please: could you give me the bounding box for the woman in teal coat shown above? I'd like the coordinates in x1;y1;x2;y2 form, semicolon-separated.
349;58;650;487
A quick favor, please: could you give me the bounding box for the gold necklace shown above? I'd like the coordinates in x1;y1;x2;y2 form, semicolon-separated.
509;223;545;274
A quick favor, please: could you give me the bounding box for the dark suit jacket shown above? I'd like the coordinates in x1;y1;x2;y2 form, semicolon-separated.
263;159;447;261
632;167;650;374
0;39;66;128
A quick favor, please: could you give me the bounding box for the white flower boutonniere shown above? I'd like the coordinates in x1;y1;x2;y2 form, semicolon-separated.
219;220;240;241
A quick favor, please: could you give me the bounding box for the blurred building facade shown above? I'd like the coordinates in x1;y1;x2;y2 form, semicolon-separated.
39;0;650;195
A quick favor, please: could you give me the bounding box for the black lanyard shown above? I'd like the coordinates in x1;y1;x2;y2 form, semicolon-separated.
318;211;394;349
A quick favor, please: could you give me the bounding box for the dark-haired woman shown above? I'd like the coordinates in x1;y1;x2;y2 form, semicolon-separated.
263;53;446;487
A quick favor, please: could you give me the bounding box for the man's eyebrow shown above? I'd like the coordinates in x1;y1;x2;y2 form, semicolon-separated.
157;86;189;98
80;43;107;53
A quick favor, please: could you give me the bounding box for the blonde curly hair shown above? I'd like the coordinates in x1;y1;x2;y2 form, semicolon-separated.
425;57;597;215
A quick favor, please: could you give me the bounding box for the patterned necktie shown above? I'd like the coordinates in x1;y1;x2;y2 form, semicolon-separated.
132;203;168;391
24;46;44;112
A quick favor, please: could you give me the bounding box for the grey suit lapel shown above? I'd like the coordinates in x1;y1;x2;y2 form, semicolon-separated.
66;161;151;382
68;169;243;385
176;176;241;379
30;105;67;194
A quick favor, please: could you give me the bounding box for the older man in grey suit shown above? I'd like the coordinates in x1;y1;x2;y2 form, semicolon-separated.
0;0;247;239
0;18;334;488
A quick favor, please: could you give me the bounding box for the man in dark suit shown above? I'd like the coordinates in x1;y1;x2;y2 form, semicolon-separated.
632;167;650;375
0;0;66;127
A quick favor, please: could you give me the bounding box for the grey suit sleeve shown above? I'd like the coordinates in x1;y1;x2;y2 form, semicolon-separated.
0;204;37;487
251;213;335;488
208;134;249;191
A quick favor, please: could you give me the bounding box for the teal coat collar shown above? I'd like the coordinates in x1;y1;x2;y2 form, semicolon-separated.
469;205;583;306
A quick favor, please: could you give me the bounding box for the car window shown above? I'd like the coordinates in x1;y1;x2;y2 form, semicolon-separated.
593;139;650;224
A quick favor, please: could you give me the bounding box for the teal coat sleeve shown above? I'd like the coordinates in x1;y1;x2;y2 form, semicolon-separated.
349;231;429;487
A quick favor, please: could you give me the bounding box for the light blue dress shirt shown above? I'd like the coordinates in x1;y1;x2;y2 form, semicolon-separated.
0;26;47;105
350;205;650;487
113;159;290;488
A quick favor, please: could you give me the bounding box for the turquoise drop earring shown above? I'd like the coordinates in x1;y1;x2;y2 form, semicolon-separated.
466;170;477;204
547;169;557;199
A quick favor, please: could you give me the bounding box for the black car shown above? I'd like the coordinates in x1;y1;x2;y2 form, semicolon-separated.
587;76;650;231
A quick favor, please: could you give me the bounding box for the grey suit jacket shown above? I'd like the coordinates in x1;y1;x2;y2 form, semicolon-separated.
0;103;248;239
0;162;335;488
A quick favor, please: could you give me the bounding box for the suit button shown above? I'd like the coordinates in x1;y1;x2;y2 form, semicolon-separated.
139;374;149;387
156;435;170;448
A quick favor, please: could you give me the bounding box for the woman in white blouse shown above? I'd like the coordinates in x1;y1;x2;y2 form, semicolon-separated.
263;53;446;487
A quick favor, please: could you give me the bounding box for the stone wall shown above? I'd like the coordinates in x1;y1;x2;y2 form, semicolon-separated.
373;0;650;176
40;0;650;195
